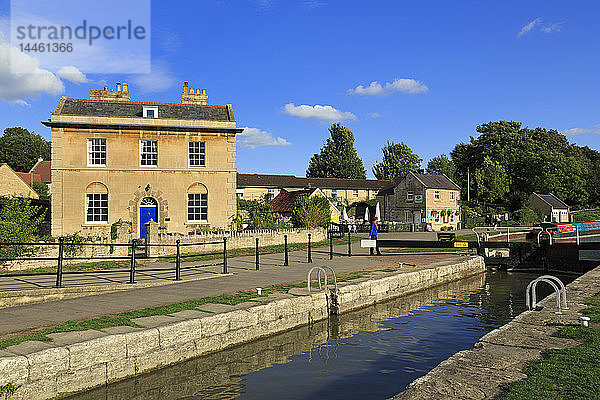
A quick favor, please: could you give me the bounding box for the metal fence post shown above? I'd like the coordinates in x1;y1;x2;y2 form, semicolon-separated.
222;237;228;274
175;239;181;281
55;236;64;288
255;237;260;270
347;228;352;257
284;234;289;266
128;241;136;284
308;233;312;263
329;231;333;260
576;226;580;245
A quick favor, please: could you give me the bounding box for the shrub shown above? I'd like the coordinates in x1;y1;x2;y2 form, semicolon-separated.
291;195;331;228
514;207;543;226
572;209;600;222
0;196;45;259
237;197;285;230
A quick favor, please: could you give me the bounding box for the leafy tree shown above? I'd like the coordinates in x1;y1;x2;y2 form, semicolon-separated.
0;197;46;258
372;141;422;181
306;123;366;179
0;127;51;172
32;182;50;201
514;207;543;226
291;195;331;228
474;157;509;204
451;120;598;209
426;154;456;180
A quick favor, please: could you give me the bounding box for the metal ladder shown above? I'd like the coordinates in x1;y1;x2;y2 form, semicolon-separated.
307;266;338;294
525;275;568;314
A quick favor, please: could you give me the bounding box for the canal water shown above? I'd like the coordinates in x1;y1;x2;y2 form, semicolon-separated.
68;271;574;400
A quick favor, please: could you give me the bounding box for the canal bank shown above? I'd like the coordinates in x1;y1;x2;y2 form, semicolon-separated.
0;255;483;399
393;264;600;400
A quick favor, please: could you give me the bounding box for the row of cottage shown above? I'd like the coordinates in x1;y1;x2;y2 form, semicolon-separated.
0;82;571;238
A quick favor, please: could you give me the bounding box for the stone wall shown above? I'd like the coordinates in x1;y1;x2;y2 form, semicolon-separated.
145;224;326;256
0;255;483;399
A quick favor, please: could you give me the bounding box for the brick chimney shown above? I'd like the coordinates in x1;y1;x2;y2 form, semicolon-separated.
181;81;208;105
90;82;131;101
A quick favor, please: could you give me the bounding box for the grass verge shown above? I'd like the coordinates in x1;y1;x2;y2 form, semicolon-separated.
0;266;386;350
0;260;133;276
501;291;600;399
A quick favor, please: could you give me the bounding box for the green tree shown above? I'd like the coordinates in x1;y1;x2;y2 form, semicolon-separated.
0;127;51;172
426;154;456;180
451;120;594;209
291;195;331;228
306;123;366;179
372;141;422;181
0;197;46;258
474;157;509;204
32;182;50;201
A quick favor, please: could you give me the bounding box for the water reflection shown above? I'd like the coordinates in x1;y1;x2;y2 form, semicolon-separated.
68;271;572;400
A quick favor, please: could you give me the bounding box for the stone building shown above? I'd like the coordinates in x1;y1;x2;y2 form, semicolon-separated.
44;82;241;238
377;172;461;230
0;164;39;199
237;173;389;204
528;192;570;223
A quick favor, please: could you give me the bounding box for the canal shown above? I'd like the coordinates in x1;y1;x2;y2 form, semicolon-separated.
68;271;574;400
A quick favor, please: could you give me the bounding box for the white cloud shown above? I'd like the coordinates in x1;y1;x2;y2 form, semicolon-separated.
130;63;176;93
283;103;357;121
348;78;429;96
57;66;89;83
0;36;64;104
561;127;600;136
238;127;291;148
518;17;562;37
368;112;383;118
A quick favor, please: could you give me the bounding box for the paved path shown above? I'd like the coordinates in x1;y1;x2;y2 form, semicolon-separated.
0;232;467;336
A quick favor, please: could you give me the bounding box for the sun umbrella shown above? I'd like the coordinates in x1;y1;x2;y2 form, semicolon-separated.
342;207;348;221
364;206;370;222
375;202;381;221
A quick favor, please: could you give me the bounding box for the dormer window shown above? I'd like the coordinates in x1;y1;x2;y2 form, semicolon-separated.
143;106;158;118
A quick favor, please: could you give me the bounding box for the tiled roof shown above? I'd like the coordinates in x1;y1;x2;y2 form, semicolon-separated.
535;193;569;209
30;160;51;183
15;172;41;186
237;173;390;190
376;184;395;196
412;173;461;190
270;189;314;213
58;99;231;121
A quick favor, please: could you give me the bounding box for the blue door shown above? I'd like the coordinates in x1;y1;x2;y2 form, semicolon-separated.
139;197;158;238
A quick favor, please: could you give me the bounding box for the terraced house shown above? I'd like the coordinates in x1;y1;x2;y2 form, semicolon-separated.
45;82;241;237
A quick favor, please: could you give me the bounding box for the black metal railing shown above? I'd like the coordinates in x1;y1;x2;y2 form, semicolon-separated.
0;238;229;288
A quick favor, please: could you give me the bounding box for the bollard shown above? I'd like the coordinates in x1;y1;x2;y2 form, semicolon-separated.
308;233;312;263
284;235;289;266
55;236;64;288
576;226;580;245
175;239;181;281
255;237;260;270
347;228;352;257
329;232;333;260
128;241;136;284
223;237;228;274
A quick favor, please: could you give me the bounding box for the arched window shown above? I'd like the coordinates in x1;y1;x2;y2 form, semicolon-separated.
85;182;108;223
187;183;208;222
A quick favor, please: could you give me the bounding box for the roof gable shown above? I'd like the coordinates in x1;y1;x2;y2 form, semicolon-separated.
30;160;51;183
237;173;390;190
411;173;461;190
533;193;569;209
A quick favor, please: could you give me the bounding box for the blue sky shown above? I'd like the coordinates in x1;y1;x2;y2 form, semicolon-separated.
1;1;599;178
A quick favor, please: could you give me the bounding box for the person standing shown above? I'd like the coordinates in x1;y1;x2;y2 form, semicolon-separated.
370;217;382;255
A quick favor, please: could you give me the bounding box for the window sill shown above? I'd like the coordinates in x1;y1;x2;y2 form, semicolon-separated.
188;165;207;169
83;222;109;226
185;221;208;225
